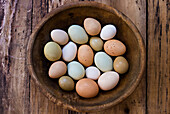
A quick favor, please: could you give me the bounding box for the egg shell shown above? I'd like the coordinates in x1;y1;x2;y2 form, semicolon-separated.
68;25;88;44
114;56;129;74
76;78;99;98
59;76;74;91
68;61;85;80
48;61;67;78
84;18;101;36
94;52;113;72
90;37;103;51
100;24;117;40
62;41;77;62
44;42;62;61
51;29;69;45
86;66;100;80
98;71;119;91
78;45;94;67
104;39;126;56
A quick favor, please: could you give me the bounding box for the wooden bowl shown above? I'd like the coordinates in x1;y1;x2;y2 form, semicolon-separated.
27;1;145;112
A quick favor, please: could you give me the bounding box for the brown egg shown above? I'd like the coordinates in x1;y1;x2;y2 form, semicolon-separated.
84;18;101;36
113;56;129;74
76;78;99;98
48;61;67;78
78;45;94;67
104;39;126;56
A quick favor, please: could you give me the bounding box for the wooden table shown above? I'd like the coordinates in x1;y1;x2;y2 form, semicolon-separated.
0;0;169;114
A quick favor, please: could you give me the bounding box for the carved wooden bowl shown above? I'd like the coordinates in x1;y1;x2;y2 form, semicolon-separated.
27;1;145;112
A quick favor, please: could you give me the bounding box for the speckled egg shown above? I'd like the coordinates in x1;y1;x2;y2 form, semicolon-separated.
48;61;67;78
68;25;88;44
59;76;74;91
100;24;117;40
78;45;94;67
90;37;103;51
114;56;129;74
68;61;85;80
98;71;119;91
86;66;100;80
104;39;126;56
76;78;99;98
44;42;62;61
94;52;113;72
84;18;101;36
51;29;69;45
62;41;77;62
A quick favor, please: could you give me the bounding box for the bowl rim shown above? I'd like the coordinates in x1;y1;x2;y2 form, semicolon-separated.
26;1;146;112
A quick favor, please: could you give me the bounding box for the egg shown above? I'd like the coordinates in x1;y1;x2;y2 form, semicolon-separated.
98;71;119;91
94;52;113;72
78;45;94;67
90;37;103;51
84;18;101;36
59;76;74;91
76;78;99;98
86;66;100;80
104;39;126;56
100;24;117;40
114;56;129;74
68;25;88;44
62;41;77;62
68;61;85;80
44;42;62;61
51;29;69;45
48;61;67;78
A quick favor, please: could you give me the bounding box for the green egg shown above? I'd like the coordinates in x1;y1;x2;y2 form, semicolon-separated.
94;52;113;72
59;76;74;91
90;37;103;51
68;25;88;44
68;61;85;80
44;42;62;61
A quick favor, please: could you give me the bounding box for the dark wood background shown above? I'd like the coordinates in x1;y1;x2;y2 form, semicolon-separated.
0;0;169;114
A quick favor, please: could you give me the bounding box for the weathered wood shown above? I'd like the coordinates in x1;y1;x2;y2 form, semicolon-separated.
89;0;146;113
147;0;170;113
0;0;31;113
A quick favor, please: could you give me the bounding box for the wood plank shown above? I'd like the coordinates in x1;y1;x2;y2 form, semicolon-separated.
0;0;32;113
31;0;69;113
147;0;170;113
88;0;146;113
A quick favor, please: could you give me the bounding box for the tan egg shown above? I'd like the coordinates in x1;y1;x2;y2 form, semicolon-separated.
76;78;99;98
84;18;101;36
114;56;129;74
48;61;67;78
78;45;94;67
104;39;126;56
90;37;103;51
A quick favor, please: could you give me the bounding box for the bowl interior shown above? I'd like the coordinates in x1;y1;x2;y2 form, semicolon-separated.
30;4;143;111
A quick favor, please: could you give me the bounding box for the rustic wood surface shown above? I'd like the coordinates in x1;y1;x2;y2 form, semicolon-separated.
0;0;169;114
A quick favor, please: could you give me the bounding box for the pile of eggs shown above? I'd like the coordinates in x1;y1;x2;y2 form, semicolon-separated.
44;18;129;98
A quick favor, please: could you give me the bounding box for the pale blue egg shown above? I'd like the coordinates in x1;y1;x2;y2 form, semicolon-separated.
94;52;113;72
68;61;85;80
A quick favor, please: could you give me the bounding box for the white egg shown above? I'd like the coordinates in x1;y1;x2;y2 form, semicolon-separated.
86;66;100;80
100;24;117;40
51;29;69;45
98;71;119;91
62;41;77;62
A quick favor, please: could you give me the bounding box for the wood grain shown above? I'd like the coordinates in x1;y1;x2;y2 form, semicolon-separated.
147;0;170;113
1;0;169;113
